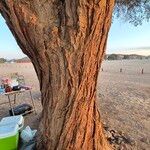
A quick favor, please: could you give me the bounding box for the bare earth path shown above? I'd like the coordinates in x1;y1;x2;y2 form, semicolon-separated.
0;59;149;149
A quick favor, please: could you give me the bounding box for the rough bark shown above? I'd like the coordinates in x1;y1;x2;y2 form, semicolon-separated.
0;0;115;149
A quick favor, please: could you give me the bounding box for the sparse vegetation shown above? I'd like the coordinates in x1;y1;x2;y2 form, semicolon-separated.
106;54;149;60
108;54;119;60
0;58;6;63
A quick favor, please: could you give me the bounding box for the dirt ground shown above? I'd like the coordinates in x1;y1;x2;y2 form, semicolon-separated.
0;60;149;150
98;59;150;150
0;63;41;129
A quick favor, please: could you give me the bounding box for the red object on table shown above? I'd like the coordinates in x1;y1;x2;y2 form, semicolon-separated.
5;86;12;93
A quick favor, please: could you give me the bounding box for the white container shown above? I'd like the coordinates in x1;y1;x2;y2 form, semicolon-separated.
10;78;19;87
0;115;24;131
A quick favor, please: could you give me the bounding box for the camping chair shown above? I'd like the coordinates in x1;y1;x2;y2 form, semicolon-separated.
11;73;25;86
17;75;25;86
10;72;19;79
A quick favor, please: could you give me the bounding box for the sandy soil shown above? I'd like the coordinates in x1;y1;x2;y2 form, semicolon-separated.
0;60;149;149
98;59;150;150
0;63;41;129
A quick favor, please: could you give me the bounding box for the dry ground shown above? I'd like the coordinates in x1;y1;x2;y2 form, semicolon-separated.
0;63;41;129
0;59;149;149
98;59;150;150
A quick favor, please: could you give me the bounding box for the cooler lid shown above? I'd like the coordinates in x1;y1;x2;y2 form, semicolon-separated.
0;124;18;139
0;115;24;126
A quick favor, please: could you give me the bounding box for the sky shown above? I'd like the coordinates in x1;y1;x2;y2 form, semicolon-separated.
107;19;150;54
0;15;150;59
0;16;25;59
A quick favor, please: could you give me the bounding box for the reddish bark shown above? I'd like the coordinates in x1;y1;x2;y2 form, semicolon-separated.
0;0;115;149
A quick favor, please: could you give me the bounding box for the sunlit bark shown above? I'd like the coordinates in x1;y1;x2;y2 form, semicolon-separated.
0;0;115;149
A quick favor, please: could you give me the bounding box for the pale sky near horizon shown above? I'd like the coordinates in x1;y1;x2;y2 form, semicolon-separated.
0;15;150;59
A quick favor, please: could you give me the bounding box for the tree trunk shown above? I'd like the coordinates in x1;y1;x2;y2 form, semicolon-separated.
0;0;115;149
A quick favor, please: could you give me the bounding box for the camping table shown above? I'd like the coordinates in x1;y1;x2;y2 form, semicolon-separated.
0;89;36;116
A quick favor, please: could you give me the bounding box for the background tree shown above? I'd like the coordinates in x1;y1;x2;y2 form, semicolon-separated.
0;58;6;63
108;54;119;60
0;0;149;150
115;0;150;26
123;55;129;59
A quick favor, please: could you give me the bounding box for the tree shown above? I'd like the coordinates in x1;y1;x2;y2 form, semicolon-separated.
123;55;130;60
0;58;6;63
107;54;119;60
0;1;115;149
115;0;150;26
0;0;149;150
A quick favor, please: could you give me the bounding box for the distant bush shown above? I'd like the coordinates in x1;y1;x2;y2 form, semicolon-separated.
123;55;130;59
0;58;6;63
146;56;150;59
107;54;119;60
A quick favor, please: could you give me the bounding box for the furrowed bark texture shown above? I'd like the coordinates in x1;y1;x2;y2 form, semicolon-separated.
0;0;115;149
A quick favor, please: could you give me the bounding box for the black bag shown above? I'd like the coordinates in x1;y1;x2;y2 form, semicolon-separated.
12;85;21;91
9;103;33;116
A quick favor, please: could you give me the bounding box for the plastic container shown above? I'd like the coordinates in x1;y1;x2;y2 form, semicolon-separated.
0;124;19;150
0;115;24;131
21;126;37;143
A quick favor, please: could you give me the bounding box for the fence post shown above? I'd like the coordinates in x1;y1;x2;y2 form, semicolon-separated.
141;69;144;74
120;68;122;73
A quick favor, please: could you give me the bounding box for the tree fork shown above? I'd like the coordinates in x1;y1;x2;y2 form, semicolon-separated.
0;0;115;149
